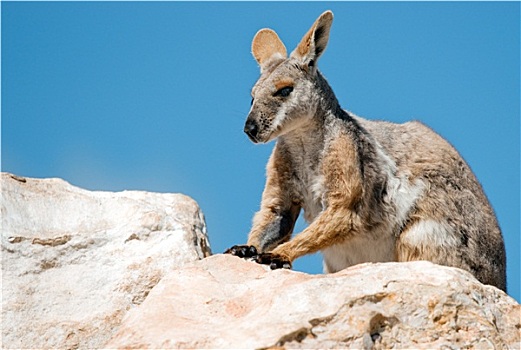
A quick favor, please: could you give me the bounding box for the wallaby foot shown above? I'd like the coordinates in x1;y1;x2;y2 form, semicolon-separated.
254;253;292;270
224;245;258;258
224;245;292;270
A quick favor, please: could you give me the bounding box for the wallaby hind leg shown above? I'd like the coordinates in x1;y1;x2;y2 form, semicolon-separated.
396;219;506;291
396;219;465;263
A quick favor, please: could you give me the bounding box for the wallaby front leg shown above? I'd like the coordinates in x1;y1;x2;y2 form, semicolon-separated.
253;131;363;268
256;206;361;267
224;144;300;257
247;204;300;252
224;205;299;260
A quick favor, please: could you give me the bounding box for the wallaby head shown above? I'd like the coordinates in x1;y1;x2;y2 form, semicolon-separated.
245;10;334;143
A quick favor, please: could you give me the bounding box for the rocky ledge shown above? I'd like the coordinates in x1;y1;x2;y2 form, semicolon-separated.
107;255;520;349
2;173;519;349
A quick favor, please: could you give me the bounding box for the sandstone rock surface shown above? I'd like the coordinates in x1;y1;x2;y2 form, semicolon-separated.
107;254;520;349
1;173;211;349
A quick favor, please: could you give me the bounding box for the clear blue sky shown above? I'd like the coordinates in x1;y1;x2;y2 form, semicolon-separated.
2;2;519;302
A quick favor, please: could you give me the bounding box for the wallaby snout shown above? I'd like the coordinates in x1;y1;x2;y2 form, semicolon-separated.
244;117;260;143
244;105;278;143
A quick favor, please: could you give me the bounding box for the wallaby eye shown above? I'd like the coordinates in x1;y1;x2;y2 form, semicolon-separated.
274;86;293;98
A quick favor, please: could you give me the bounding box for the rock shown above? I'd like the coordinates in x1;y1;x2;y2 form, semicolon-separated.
1;173;211;349
3;172;519;349
106;254;520;349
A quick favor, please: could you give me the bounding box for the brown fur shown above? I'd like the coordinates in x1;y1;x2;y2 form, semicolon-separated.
274;79;294;91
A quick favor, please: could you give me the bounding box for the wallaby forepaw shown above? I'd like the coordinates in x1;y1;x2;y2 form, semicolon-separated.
224;245;258;258
254;253;292;270
224;246;292;270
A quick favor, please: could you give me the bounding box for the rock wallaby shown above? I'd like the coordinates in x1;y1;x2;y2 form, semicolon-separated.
225;10;506;291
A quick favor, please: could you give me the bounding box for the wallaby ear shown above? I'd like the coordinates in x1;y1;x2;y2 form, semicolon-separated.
291;10;333;68
252;29;287;72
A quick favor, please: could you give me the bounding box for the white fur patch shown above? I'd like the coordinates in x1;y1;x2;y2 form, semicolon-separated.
388;175;425;225
401;220;459;248
272;103;288;131
373;138;425;226
322;234;396;273
304;174;326;222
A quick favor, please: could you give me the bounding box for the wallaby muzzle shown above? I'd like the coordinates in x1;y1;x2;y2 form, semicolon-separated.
244;117;260;143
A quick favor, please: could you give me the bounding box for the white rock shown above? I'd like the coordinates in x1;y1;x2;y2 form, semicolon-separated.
1;173;211;349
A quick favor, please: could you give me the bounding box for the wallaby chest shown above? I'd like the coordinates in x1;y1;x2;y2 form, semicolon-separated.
280;132;327;223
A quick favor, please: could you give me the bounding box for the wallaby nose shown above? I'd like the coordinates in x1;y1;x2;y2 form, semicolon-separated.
244;119;259;142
